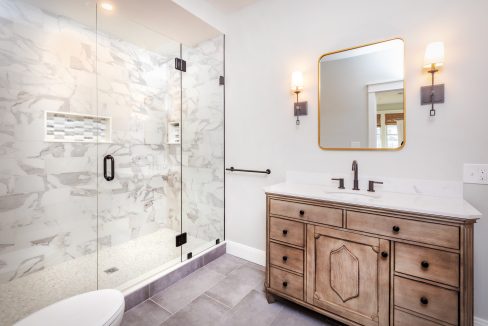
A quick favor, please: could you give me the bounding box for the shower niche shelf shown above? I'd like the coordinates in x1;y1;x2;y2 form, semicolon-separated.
167;121;181;144
44;111;112;143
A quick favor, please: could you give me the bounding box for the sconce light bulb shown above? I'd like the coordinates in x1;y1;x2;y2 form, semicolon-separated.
100;2;114;11
424;42;444;69
291;71;304;92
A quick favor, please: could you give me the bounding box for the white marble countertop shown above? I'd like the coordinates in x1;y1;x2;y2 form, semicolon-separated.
265;182;481;220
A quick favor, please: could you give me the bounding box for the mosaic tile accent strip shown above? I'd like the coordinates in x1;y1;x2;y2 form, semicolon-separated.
45;111;112;143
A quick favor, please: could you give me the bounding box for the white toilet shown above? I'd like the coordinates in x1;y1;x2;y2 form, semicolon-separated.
14;289;125;326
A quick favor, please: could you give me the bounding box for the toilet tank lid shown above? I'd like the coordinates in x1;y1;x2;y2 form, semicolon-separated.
14;289;125;326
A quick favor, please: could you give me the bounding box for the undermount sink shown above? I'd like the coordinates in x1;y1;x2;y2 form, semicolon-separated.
324;191;379;201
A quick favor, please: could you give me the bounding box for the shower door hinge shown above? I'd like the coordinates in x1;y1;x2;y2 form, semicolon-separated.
175;58;186;72
219;76;225;86
187;252;193;259
176;232;187;247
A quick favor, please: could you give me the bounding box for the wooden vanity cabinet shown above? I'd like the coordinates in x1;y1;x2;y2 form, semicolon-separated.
265;195;476;326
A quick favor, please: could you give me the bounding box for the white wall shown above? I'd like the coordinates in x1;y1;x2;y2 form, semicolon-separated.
174;0;488;319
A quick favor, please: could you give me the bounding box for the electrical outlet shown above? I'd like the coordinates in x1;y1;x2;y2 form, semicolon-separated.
463;164;488;185
481;167;488;183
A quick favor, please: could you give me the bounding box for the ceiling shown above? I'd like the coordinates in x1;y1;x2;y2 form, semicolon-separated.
205;0;260;13
21;0;221;55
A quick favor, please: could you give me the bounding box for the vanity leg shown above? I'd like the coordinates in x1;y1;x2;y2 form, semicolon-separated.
265;289;276;304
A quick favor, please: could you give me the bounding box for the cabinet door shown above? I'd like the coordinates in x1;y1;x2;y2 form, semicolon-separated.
306;225;390;326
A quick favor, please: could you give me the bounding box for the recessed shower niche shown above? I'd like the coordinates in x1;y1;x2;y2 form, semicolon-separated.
44;111;112;143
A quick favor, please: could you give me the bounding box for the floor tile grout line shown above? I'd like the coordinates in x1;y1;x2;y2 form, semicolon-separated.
203;293;234;310
150;264;219;301
149;272;226;316
148;298;174;315
208;263;244;277
205;257;247;274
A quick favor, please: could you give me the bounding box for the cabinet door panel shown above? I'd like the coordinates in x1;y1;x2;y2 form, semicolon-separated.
308;226;389;326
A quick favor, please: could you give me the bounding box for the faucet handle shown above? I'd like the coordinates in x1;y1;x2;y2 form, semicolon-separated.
331;178;345;189
367;180;383;192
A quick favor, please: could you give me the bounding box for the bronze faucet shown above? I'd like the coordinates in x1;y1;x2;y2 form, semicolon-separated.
352;160;359;190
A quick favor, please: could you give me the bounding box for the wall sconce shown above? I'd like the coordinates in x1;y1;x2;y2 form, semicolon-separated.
421;42;445;116
291;71;308;125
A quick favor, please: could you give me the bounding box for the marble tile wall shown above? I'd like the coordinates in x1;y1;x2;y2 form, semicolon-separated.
182;36;225;251
0;0;98;286
0;0;225;298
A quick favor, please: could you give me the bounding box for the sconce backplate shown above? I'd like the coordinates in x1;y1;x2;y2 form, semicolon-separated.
421;84;445;105
294;101;308;116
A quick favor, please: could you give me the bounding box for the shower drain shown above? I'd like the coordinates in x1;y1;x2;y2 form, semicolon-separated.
104;267;119;274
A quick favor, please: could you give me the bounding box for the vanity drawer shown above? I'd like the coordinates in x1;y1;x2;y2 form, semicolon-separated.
269;242;304;274
346;211;459;249
269;217;304;247
269;266;304;301
269;199;343;227
395;243;459;287
394;276;458;325
394;309;443;326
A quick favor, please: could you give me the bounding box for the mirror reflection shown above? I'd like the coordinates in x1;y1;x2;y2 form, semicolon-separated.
319;39;405;150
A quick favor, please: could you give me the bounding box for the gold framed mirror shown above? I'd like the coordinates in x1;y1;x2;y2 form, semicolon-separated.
318;38;405;150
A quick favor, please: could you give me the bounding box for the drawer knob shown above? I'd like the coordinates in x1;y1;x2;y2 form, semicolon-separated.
299;210;305;216
282;229;288;236
392;225;400;233
421;261;430;269
282;255;288;262
420;296;429;305
282;281;288;288
381;251;388;258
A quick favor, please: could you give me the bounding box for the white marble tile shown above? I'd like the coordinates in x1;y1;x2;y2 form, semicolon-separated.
181;36;225;250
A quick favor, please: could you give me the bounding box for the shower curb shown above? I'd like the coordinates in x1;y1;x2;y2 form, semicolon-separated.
123;243;226;311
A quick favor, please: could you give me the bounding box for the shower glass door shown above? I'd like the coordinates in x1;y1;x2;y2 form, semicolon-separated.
181;36;225;260
0;0;99;324
95;2;183;290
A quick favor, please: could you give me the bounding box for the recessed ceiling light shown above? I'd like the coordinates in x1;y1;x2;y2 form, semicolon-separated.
100;2;114;11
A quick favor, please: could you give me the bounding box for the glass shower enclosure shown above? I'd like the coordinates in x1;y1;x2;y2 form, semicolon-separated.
0;1;225;324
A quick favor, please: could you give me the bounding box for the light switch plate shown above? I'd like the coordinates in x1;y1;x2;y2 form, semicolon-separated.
463;164;488;184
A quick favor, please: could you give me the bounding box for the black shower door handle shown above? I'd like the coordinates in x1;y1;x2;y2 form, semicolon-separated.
104;155;115;181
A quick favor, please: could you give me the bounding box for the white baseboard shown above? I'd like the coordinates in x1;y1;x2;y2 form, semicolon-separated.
475;317;488;326
226;240;266;266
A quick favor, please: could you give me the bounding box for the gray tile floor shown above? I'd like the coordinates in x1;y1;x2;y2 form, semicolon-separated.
122;254;342;326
